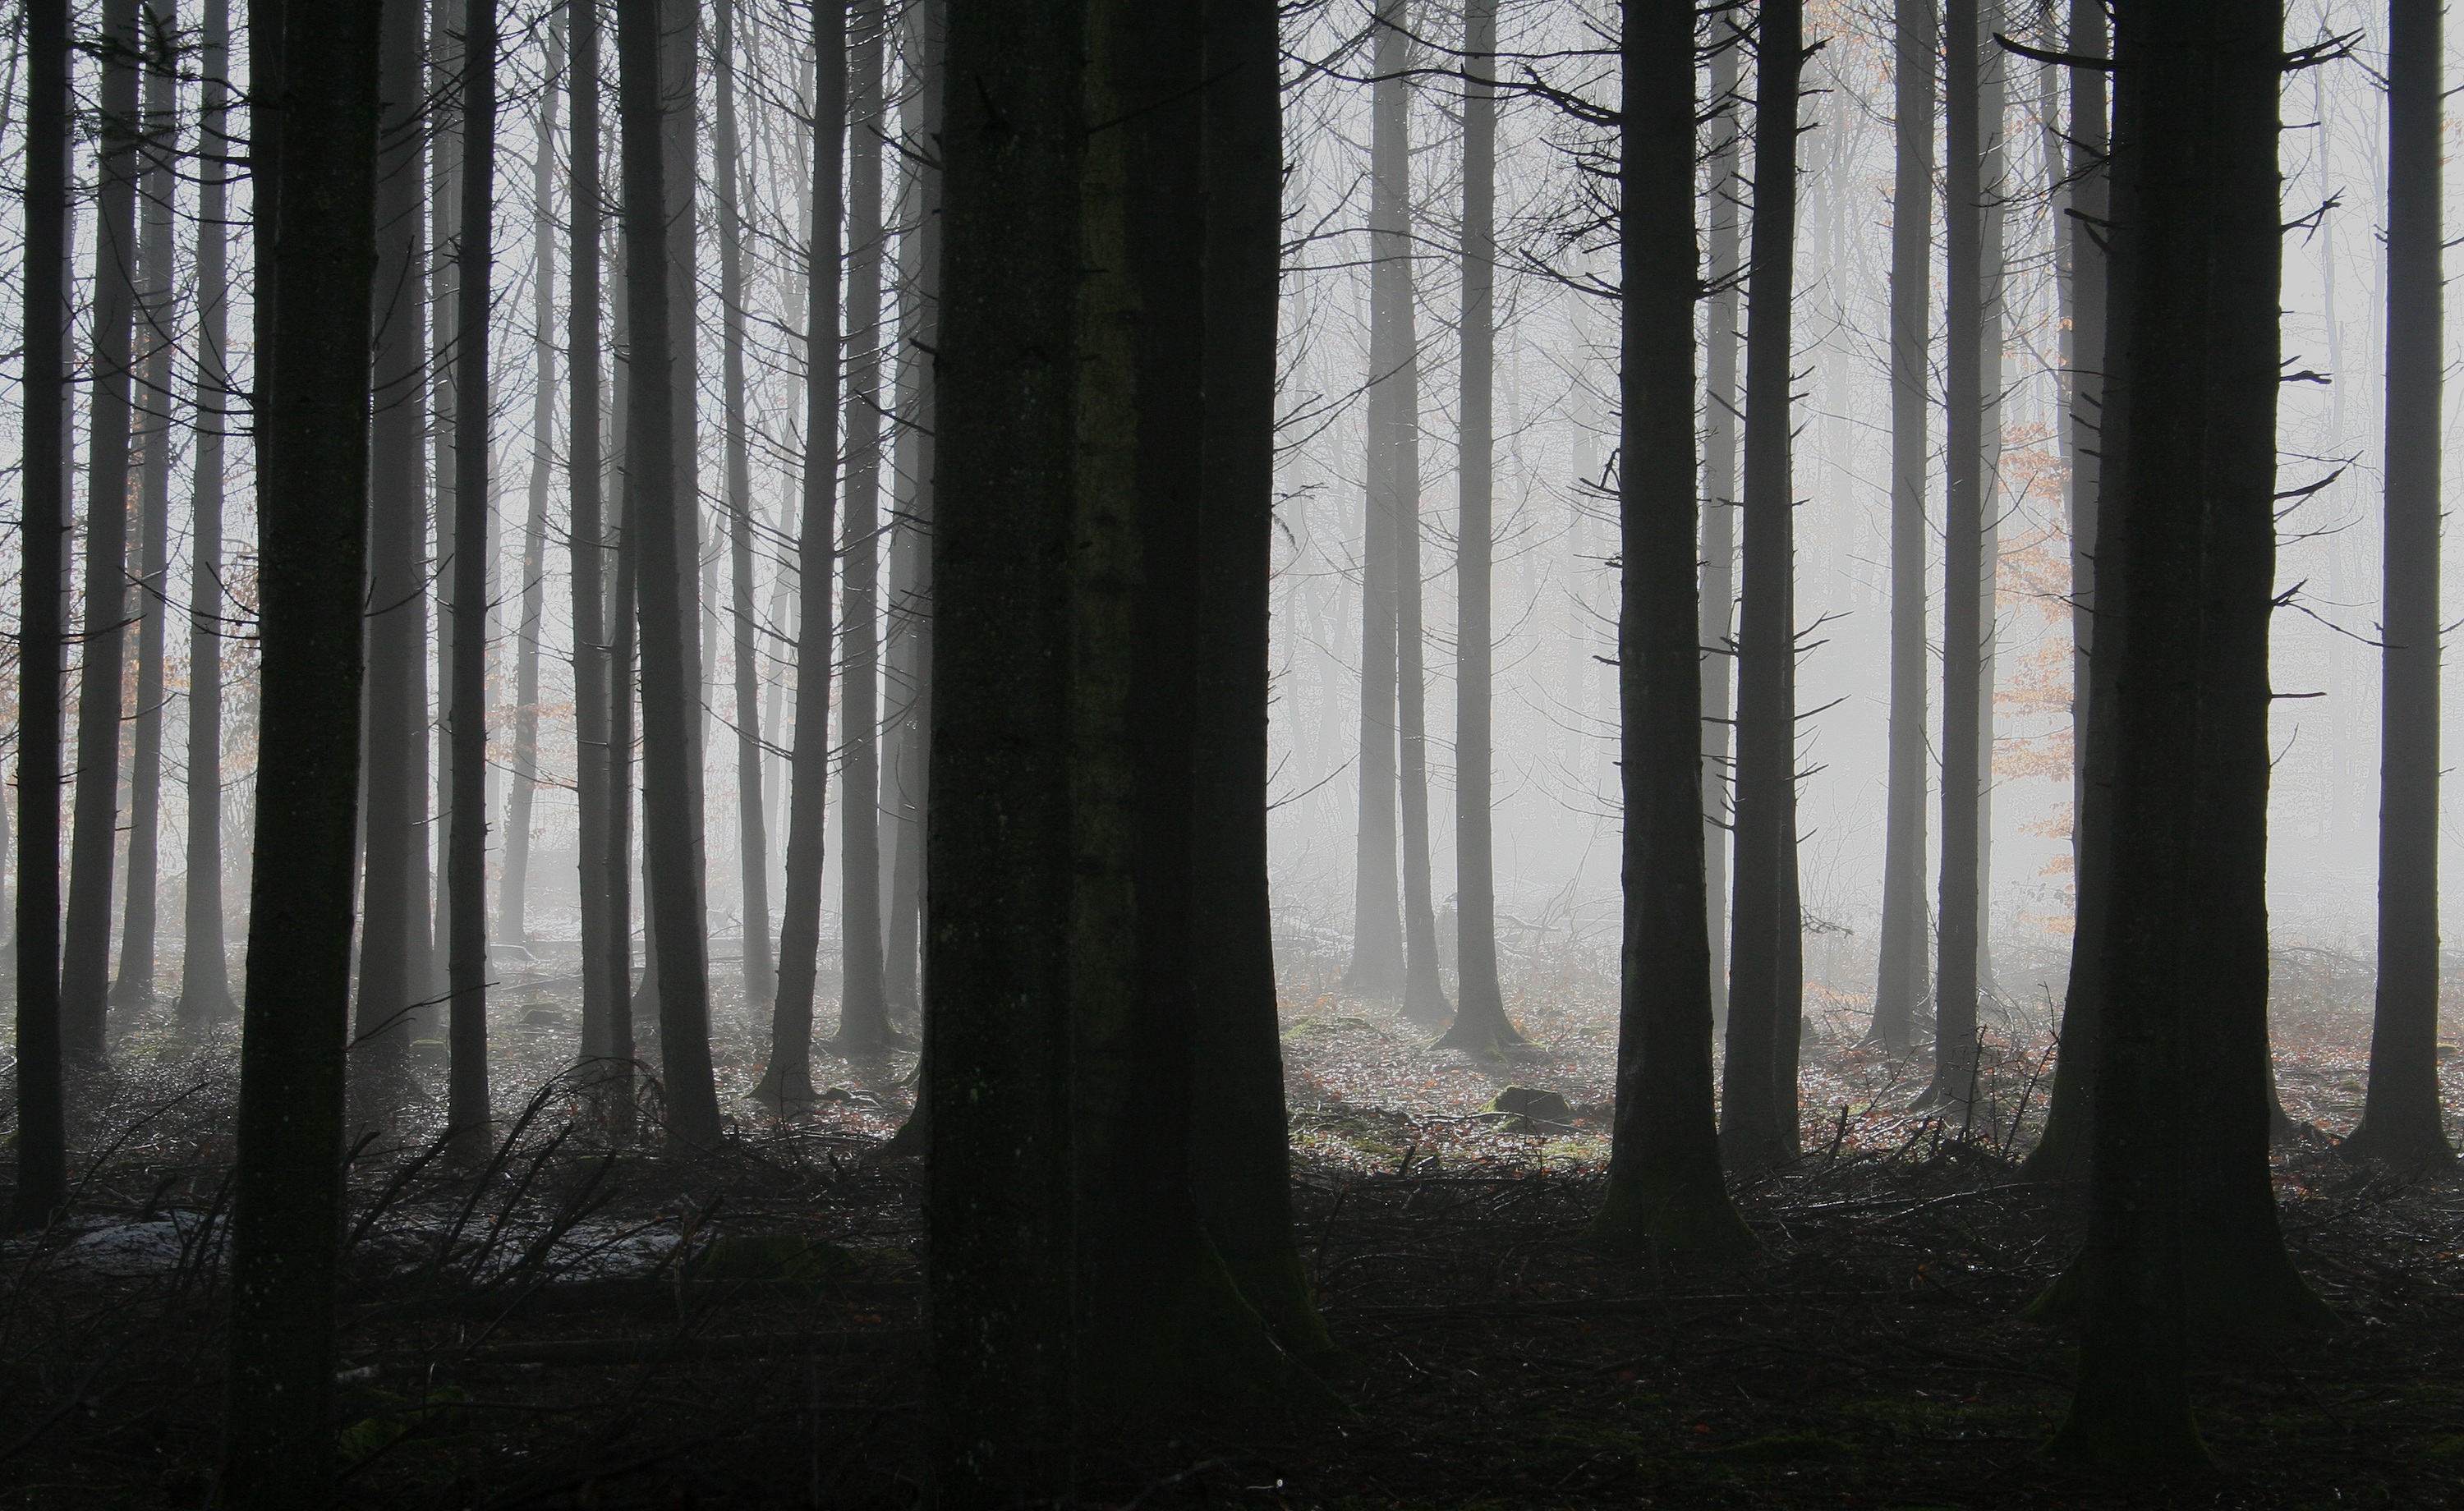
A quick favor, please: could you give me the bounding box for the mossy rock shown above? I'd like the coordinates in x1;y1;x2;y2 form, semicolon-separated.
682;1233;854;1284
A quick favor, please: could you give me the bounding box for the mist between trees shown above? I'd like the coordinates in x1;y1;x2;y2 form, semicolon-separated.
2;0;2463;1504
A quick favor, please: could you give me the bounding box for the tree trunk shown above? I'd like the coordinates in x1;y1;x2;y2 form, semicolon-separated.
1870;0;1933;1055
351;0;431;1114
1341;0;1408;1003
11;0;71;1229
835;0;894;1052
1188;0;1335;1357
660;0;707;968
1435;0;1522;1056
759;0;844;1114
1588;0;1754;1256
571;0;620;1086
2345;0;2455;1172
2020;0;2111;1183
113;21;177;1010
501;15;563;950
58;0;141;1059
619;0;723;1151
445;0;500;1165
1699;28;1740;1037
1927;0;1986;1110
603;232;641;1127
215;0;382;1493
429;0;461;1019
1718;0;1806;1171
714;0;775;1008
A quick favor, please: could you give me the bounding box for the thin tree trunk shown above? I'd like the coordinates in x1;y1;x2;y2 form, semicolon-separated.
1436;0;1520;1055
660;0;706;967
429;0;461;1017
215;0;381;1491
2020;0;2111;1183
571;0;618;1085
11;0;71;1229
1974;21;2005;1003
759;0;843;1114
1870;0;1934;1055
835;0;893;1051
501;15;563;950
1188;0;1335;1357
714;0;775;1008
1699;27;1740;1037
350;0;430;1110
2346;0;2455;1172
619;0;723;1150
446;0;500;1164
58;0;142;1058
1588;0;1754;1256
177;0;235;1030
1342;0;1407;1003
1718;0;1806;1171
113;15;177;1009
1926;0;1986;1110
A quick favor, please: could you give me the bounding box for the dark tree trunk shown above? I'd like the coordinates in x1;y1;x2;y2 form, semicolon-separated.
501;16;563;949
1870;0;1933;1055
1588;0;1754;1256
924;0;1081;1484
1341;0;1408;1003
352;0;430;1111
215;0;381;1493
603;229;641;1124
880;0;942;1028
113;18;177;1010
1188;0;1334;1357
445;0;500;1166
58;0;142;1059
1718;0;1805;1171
571;0;619;1083
714;0;774;1008
2021;0;2112;1183
2051;0;2299;1462
11;0;71;1229
1927;0;1986;1110
835;0;894;1052
759;0;844;1114
619;0;722;1151
1699;28;1740;1035
176;0;235;1030
1435;0;1522;1056
660;0;706;958
2345;0;2455;1172
428;0;461;1018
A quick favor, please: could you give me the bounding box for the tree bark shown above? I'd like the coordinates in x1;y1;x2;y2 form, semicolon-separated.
113;16;177;1009
176;0;236;1030
11;0;71;1229
1870;0;1933;1055
1926;0;1986;1110
58;0;141;1059
1718;0;1806;1171
714;0;775;1008
1588;0;1754;1256
759;0;844;1114
1435;0;1522;1056
1341;0;1408;1003
429;0;461;1020
2020;0;2112;1184
2344;0;2455;1172
571;0;620;1085
1700;27;1740;1037
501;15;563;950
215;0;382;1494
351;0;431;1113
619;0;723;1151
835;0;894;1052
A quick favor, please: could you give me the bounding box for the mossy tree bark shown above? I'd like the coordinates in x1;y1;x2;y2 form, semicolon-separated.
760;0;844;1116
1718;0;1806;1172
216;0;383;1495
11;0;71;1230
1589;0;1756;1258
2344;0;2456;1173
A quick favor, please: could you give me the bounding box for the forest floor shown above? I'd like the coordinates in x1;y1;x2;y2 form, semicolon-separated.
4;936;2464;1509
